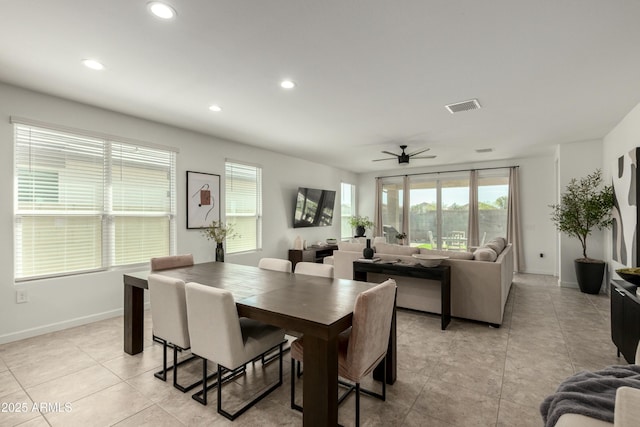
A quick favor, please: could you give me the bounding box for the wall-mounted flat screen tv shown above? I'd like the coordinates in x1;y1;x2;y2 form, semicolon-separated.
293;187;336;228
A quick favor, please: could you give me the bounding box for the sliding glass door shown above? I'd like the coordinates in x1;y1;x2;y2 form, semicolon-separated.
409;174;469;249
477;171;509;244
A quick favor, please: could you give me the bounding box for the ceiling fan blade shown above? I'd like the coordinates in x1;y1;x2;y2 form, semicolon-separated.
411;155;437;159
408;148;430;156
380;151;399;156
372;158;397;162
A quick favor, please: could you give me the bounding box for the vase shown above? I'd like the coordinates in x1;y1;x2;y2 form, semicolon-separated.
216;242;224;262
363;239;374;259
355;226;366;237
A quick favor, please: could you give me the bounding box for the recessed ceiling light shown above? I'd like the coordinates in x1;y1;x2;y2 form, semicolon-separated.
209;105;222;112
476;148;493;153
280;80;296;89
148;2;176;20
82;59;104;70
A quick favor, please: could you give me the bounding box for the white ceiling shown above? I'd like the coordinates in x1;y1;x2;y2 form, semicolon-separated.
1;1;640;173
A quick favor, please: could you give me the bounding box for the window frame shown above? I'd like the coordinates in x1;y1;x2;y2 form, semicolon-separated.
224;160;263;254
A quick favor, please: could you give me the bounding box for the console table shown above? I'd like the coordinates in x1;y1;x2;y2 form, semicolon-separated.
611;280;640;363
353;261;451;330
288;244;338;270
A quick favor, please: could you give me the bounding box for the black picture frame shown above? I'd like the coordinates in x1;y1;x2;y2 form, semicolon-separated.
186;170;220;229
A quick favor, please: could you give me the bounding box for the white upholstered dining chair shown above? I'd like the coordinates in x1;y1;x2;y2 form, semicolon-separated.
148;274;201;392
290;279;397;426
185;282;285;421
258;257;292;273
149;254;194;345
294;261;334;278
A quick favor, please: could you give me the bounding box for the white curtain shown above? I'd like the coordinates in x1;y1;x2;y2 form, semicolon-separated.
468;170;479;247
374;177;383;237
507;167;525;272
402;175;410;236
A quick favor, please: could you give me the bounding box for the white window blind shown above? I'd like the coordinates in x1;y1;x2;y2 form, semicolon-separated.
225;161;262;253
14;123;176;280
341;182;356;240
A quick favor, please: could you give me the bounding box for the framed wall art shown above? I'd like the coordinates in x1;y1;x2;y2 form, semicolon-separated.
187;171;220;229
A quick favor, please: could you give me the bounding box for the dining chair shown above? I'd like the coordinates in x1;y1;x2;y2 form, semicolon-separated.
149;254;194;345
258;257;292;273
150;254;194;271
294;261;334;278
290;279;397;426
148;274;202;393
185;282;285;421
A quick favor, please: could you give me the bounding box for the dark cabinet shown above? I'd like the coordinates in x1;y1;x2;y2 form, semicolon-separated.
288;245;337;270
610;281;640;363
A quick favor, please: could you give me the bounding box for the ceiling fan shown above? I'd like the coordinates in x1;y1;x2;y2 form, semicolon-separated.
372;145;436;164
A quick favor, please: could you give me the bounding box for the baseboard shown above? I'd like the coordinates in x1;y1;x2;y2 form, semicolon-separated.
520;269;555;275
0;301;151;345
558;280;579;288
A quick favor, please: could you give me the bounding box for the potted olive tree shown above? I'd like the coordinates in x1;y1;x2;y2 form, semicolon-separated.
348;215;374;238
550;169;614;294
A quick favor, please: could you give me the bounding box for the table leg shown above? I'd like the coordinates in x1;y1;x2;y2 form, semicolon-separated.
303;335;338;426
124;283;144;355
374;292;397;384
441;272;451;330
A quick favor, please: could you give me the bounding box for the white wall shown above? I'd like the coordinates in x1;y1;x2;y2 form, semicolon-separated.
0;83;356;343
603;102;640;273
357;155;558;275
555;139;605;288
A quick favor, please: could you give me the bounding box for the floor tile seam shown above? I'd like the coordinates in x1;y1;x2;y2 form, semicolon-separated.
0;367;25;400
495;298;514;426
113;402;181;427
549;292;578;373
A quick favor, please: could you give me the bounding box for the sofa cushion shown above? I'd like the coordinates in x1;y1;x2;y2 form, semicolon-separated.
419;248;474;260
338;242;365;252
484;238;506;255
374;243;419;256
473;247;498;262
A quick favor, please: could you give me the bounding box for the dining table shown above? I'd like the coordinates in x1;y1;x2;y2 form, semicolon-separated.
122;261;397;427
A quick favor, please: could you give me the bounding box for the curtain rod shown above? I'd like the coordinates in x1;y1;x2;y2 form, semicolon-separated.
376;165;519;179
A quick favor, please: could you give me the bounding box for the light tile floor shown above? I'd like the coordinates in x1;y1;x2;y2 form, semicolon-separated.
0;273;620;426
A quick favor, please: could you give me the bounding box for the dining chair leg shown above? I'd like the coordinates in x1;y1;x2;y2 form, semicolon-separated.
355;382;360;427
154;339;168;381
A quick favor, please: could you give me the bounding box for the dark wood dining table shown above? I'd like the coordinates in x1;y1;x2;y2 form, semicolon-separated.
122;261;397;427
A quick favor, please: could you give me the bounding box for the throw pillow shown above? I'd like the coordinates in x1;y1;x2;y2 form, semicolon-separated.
484;239;505;255
473;247;498;262
419;248;474;260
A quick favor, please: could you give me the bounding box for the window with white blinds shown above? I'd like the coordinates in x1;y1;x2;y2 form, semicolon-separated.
14;122;176;280
225;161;262;253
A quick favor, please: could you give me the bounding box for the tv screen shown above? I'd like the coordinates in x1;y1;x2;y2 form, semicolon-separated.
293;187;336;228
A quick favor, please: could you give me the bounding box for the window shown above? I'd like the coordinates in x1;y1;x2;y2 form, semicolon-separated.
225;161;262;253
477;171;509;244
380;177;404;243
379;169;510;250
340;182;356;240
14;122;176;280
409;174;469;249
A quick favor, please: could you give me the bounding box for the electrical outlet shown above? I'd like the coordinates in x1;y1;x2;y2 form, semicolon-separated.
16;289;28;304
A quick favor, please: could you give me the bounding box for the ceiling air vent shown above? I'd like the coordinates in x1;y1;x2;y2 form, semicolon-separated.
475;148;493;153
445;98;481;114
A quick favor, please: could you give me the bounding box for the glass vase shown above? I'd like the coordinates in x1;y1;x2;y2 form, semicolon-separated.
216;242;224;262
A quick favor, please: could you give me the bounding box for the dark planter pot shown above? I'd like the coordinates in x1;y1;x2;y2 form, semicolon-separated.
355;226;366;237
574;259;605;294
216;242;224;262
363;239;374;259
